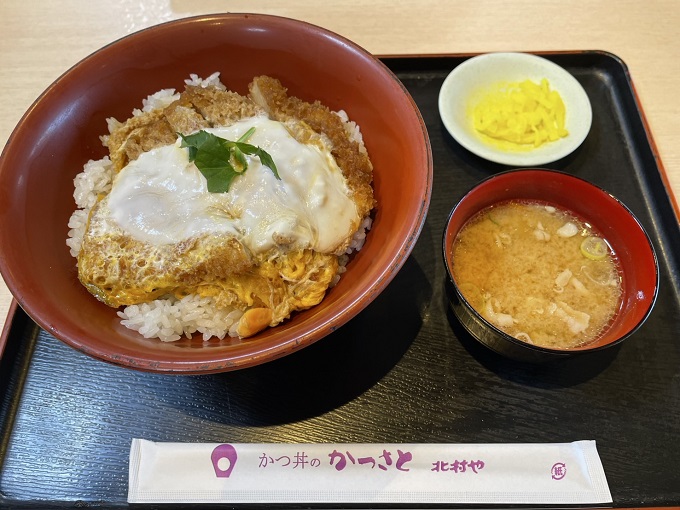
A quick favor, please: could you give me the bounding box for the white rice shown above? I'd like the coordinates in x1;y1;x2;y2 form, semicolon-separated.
67;73;371;342
132;88;179;117
67;156;114;257
117;294;244;343
185;71;227;90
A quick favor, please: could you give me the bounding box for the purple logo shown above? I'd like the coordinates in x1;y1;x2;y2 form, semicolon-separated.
211;444;238;478
551;462;567;480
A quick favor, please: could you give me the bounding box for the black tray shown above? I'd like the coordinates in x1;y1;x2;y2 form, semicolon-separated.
1;52;680;508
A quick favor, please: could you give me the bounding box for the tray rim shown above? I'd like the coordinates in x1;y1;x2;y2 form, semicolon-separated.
1;50;680;508
0;299;18;362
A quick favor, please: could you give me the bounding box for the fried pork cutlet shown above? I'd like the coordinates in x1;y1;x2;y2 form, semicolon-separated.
79;76;374;338
105;86;263;173
249;76;376;220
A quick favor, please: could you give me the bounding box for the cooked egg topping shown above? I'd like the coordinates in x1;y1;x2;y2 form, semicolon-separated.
107;115;359;254
77;75;375;338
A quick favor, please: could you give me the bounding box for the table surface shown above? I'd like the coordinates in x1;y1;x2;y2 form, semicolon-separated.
1;0;679;335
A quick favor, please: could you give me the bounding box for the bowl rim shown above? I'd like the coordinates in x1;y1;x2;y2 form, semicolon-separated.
438;52;593;166
442;167;659;356
0;13;433;373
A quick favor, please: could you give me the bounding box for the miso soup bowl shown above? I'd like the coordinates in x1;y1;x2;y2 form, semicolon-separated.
442;169;659;363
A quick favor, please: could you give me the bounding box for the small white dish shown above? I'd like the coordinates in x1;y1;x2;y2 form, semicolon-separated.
438;52;592;166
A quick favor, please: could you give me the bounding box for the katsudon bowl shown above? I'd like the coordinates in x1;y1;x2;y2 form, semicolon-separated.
0;14;433;374
443;169;658;363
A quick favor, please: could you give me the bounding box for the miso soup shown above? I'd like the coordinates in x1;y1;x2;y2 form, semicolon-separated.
451;200;622;349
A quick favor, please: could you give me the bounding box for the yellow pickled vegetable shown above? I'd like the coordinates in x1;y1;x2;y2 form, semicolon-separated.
472;78;568;148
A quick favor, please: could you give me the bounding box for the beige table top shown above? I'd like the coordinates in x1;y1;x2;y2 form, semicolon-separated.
1;0;679;337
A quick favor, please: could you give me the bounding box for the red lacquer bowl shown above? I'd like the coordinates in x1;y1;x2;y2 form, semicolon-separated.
0;14;432;373
443;169;658;362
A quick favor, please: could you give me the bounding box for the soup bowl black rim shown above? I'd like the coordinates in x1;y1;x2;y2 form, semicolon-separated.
441;167;660;362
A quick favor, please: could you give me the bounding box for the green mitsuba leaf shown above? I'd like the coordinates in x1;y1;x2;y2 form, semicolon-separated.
179;129;280;193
